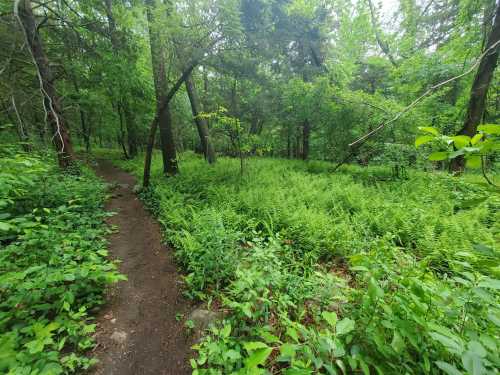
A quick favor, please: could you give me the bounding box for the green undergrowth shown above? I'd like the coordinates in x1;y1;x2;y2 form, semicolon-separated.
115;152;499;375
0;146;124;374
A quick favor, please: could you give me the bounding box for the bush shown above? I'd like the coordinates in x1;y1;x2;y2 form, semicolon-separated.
0;147;124;374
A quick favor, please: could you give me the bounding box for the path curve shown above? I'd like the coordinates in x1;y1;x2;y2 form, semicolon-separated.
91;159;191;375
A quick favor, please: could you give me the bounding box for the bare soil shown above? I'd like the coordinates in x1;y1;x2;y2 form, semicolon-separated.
91;159;191;375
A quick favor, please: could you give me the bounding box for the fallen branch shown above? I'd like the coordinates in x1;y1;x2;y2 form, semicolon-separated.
349;39;500;149
332;39;500;172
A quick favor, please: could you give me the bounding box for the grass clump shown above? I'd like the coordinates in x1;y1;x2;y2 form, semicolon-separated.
0;147;124;374
117;152;499;374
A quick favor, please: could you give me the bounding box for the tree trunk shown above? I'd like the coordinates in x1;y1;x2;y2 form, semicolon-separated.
146;0;178;175
185;74;216;163
302;119;310;160
123;105;138;157
104;0;138;158
451;2;500;171
15;0;74;168
143;118;158;188
117;104;130;159
71;79;91;153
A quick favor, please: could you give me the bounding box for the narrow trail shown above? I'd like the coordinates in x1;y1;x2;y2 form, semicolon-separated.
91;159;191;375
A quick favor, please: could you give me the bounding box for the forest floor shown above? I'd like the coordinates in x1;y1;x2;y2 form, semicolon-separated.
91;159;191;375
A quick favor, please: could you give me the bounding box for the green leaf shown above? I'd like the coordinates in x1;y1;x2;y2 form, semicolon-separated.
244;347;272;368
429;332;464;354
428;152;448;161
0;222;13;231
465;155;481;169
190;359;197;369
477;124;500;135
286;327;299;342
259;331;280;344
415;135;434;148
461;351;485;375
221;323;231;338
368;278;384;300
471;133;484;145
419;126;439;135
391;331;405;353
449;149;465;159
487;311;500;327
451;135;471;148
40;363;63;375
225;349;242;361
336;318;355;336
435;361;463;375
244;341;269;352
468;341;486;358
279;343;297;361
478;278;500;290
322;311;338;327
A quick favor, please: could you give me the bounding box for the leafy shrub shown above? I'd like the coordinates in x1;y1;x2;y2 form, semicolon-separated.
0;147;124;374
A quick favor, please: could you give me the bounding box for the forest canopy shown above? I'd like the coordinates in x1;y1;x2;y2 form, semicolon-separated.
1;0;498;172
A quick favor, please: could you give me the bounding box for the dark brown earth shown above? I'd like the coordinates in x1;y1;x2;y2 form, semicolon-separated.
91;159;191;375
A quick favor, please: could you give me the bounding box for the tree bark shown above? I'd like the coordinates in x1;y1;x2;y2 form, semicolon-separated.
185;74;216;163
451;2;500;171
117;103;130;159
141;27;218;186
146;0;178;175
15;0;74;168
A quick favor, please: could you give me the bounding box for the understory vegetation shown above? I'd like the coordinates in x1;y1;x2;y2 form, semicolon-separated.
116;152;499;375
0;147;124;374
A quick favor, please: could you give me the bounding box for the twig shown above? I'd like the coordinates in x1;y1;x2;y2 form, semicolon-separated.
11;95;27;138
481;156;497;187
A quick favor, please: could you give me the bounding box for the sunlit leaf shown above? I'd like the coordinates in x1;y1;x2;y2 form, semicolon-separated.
477;124;500;135
415;135;434;148
428;151;448;161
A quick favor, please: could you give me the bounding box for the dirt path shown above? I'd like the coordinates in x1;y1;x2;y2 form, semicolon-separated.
91;159;191;375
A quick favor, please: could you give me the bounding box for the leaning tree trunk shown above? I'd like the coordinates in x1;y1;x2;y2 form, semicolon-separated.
15;0;74;168
185;74;216;163
451;2;500;171
146;0;178;176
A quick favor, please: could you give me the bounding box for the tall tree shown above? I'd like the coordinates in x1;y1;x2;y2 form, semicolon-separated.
185;74;217;163
451;1;500;171
145;0;178;176
14;0;74;168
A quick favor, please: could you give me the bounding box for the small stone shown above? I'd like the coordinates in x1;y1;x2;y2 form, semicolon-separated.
188;309;223;333
133;184;143;194
110;330;127;345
